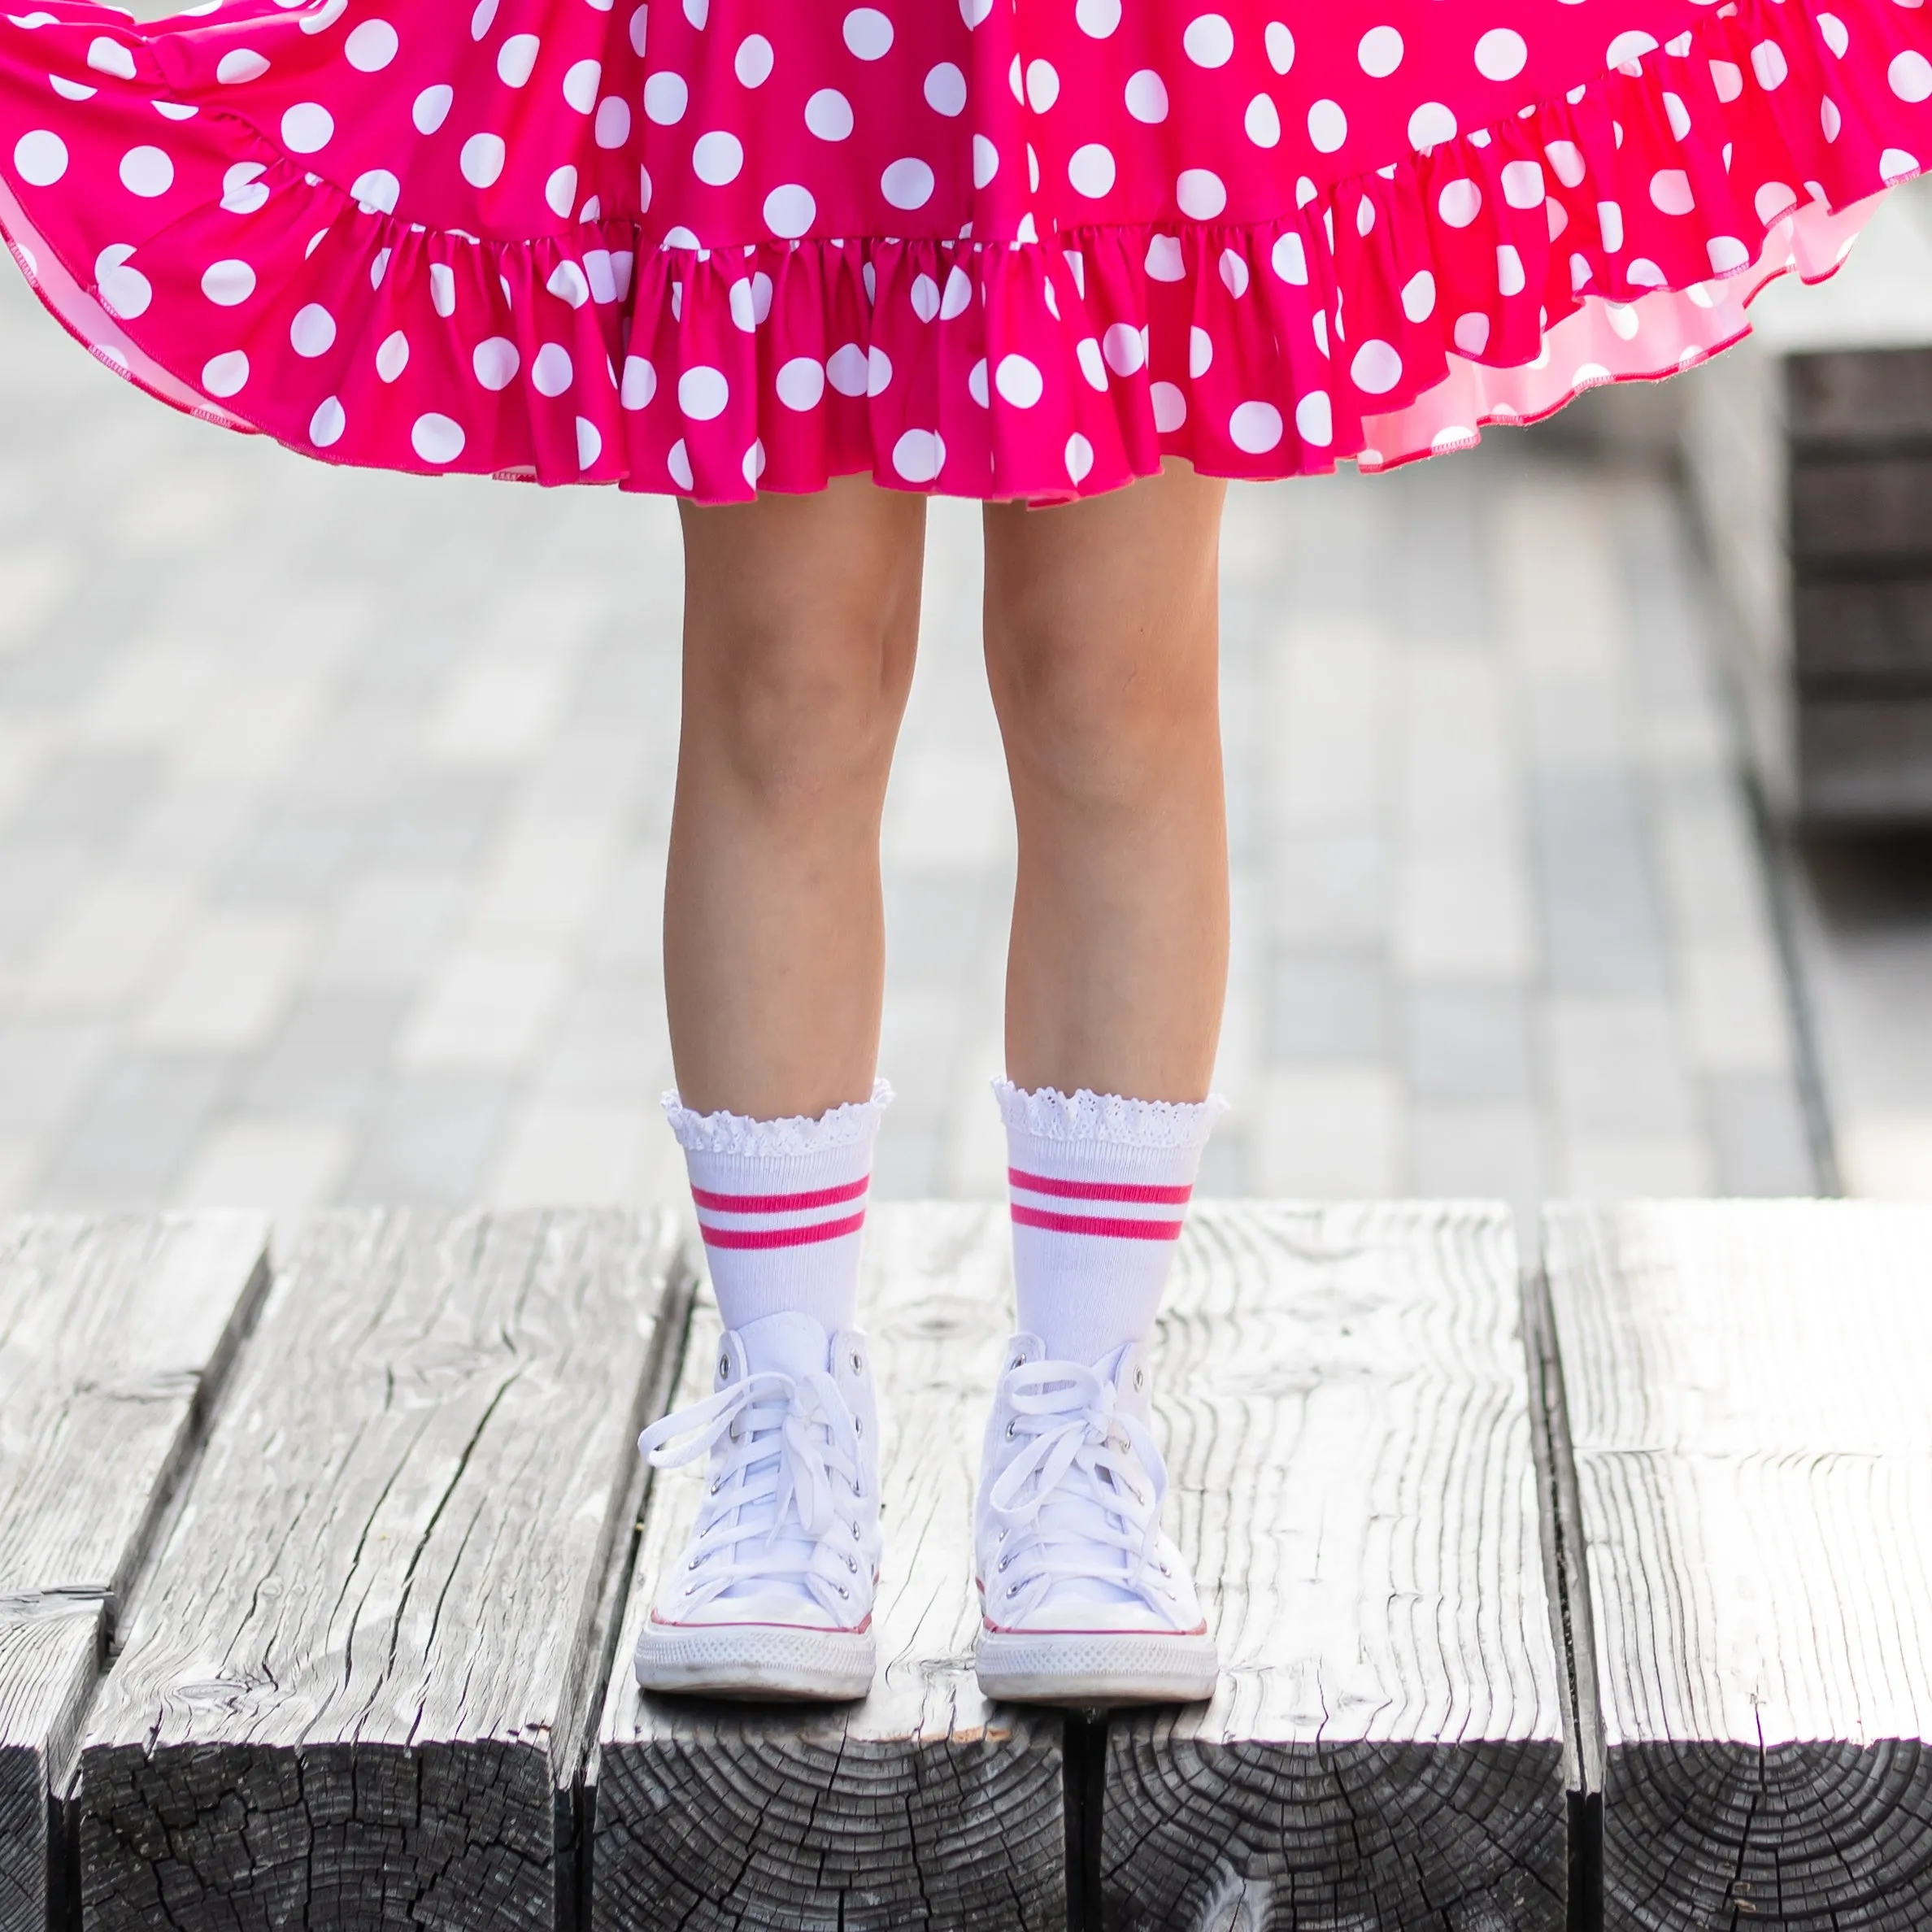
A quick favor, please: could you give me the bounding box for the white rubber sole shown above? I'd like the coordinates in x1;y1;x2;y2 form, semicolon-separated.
633;1617;876;1701
974;1625;1219;1706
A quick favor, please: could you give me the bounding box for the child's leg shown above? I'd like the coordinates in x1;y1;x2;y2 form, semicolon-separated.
636;476;924;1699
974;462;1229;1704
982;460;1229;1364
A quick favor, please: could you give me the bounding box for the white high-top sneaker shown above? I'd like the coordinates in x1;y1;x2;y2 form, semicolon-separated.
973;1333;1216;1704
634;1310;882;1700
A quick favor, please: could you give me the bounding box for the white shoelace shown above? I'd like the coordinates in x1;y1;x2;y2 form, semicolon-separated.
984;1359;1170;1623
639;1368;867;1621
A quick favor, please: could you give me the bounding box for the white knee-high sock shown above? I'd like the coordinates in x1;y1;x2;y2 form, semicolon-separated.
995;1079;1225;1365
664;1081;890;1341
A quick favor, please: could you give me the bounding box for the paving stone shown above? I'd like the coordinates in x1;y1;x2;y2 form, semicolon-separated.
238;988;413;1120
37;1050;230;1203
1264;950;1390;1064
1408;1102;1545;1204
137;911;311;1050
336;1069;518;1203
1255;1064;1403;1196
398;942;570;1069
178;1116;352;1210
1703;1071;1819;1196
1546;997;1703;1141
1403;986;1535;1103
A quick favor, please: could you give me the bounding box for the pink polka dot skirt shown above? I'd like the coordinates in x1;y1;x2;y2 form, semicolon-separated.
0;0;1928;498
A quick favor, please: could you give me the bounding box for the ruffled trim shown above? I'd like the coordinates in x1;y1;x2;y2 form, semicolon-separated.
662;1078;892;1155
0;0;1926;498
993;1078;1228;1149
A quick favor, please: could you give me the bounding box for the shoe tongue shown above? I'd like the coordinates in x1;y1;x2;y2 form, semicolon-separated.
738;1310;833;1380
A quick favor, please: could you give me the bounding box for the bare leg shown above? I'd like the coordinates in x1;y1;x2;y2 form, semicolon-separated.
664;474;927;1119
982;461;1230;1103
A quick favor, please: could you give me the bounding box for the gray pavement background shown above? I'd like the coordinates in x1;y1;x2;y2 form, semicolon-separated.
0;263;1817;1214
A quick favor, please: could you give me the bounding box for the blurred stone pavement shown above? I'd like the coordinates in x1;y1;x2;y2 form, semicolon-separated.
0;263;1817;1216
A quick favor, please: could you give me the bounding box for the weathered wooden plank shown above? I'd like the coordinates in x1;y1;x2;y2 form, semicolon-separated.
78;1210;685;1932
592;1204;1067;1932
1799;695;1932;820
1101;1203;1569;1932
0;1214;268;1932
1790;455;1932;568
1546;1200;1932;1930
1787;346;1932;448
1795;577;1932;685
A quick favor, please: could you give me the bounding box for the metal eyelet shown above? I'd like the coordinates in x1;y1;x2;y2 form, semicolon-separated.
854;1416;864;1437
709;1478;721;1495
846;1554;859;1573
718;1354;730;1377
1134;1368;1146;1390
686;1557;699;1570
837;1584;850;1599
851;1519;861;1539
851;1350;864;1373
1004;1421;1016;1439
998;1553;1011;1572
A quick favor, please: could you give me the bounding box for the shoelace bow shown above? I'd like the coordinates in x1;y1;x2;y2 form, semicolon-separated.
638;1368;865;1617
986;1360;1171;1622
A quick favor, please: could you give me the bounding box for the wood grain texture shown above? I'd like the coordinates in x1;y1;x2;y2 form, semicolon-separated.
1790;456;1932;568
1102;1203;1569;1932
0;1213;268;1932
79;1210;682;1932
1546;1200;1932;1930
1795;579;1932;688
1787;346;1932;450
592;1204;1066;1932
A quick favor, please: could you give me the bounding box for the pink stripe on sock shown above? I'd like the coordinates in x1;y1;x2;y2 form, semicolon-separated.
1007;1167;1193;1206
698;1209;868;1251
690;1176;870;1214
1011;1203;1184;1242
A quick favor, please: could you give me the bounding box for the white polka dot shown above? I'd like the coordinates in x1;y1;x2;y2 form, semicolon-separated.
843;7;892;57
1606;29;1657;67
546;259;588;307
1401;269;1435;320
215;47;268;81
1356;196;1376;237
1264;20;1293;72
1546;140;1586;188
1496;244;1525;295
882;156;935;207
13;129;65;185
643;72;685;123
414;84;453;132
1706;234;1749;273
460;133;505;186
941;265;973;317
310;396;345;446
806;88;853;138
1597;199;1625;250
201;258;255;304
1709;57;1743;101
1271;229;1308;283
1229;399;1282;452
1628;257;1668;287
1408;101;1456;147
1069;142;1116;196
1103;320;1146;374
1077;337;1107;388
1294;390;1332;446
1438;178;1481;226
1151;381;1186;430
1244;94;1281;146
1190;324;1213;375
621;354;657;407
494;31;538;85
1752;40;1788;88
369;246;390;286
526;342;571;395
471;0;497;35
377;330;409;380
1175;167;1226;218
1822;97;1843;140
1756;180;1797;223
768;356;821;410
1219;246;1250;296
826;342;868;394
1430;426;1474;452
734;33;773;84
909;272;940;321
299;0;347;31
893;429;943;481
1025;58;1058;109
289;302;336;356
85;36;135;77
1502;159;1545;208
995;352;1043;407
1474;27;1526;80
925;60;966;112
1891;49;1932;98
960;0;990;24
1125;68;1168;121
585;99;629;151
50;76;96;102
1307;98;1347;151
1146;233;1184;279
119;145;173;197
1650;168;1694;215
352;168;399;212
345;18;396;71
559;58;600;111
413;413;464;463
201;350;249;396
668;439;694;490
281;102;333;152
1077;0;1119;32
1663;90;1691;139
691;129;743;184
629;1;647;51
1065;432;1094;483
1604;302;1639;339
1357;24;1402;76
1882;146;1920;182
571;416;601;469
764;183;816;236
1453;311;1490;354
1817;12;1849;57
545;163;578;217
1350;338;1400;394
1183;12;1233;65
94;243;149;317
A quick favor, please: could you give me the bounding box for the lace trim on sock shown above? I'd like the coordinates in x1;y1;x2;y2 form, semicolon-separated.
992;1079;1228;1148
663;1078;893;1155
